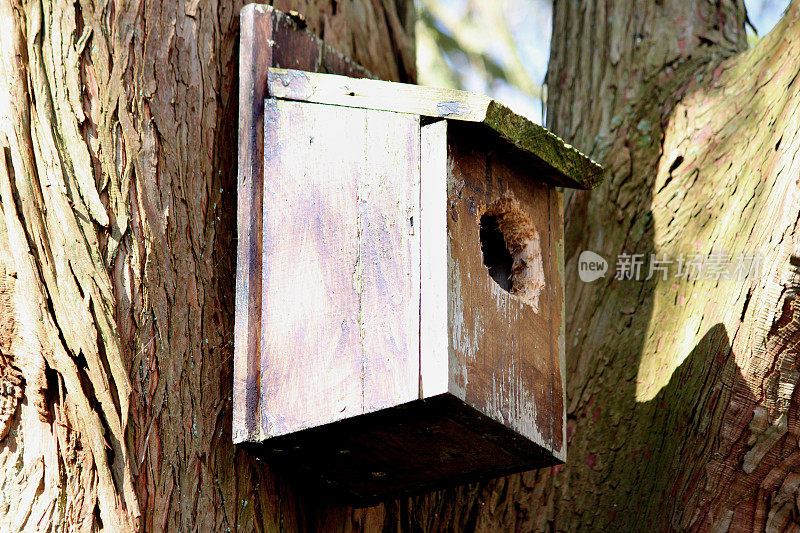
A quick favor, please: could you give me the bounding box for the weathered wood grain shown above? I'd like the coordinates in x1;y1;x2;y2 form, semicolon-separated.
268;67;492;121
260;100;363;436
445;122;562;457
267;68;604;189
259;99;420;436
359;112;421;413
234;5;373;444
245;101;567;500
235;2;271;444
420;120;563;428
236;16;586;499
548;187;566;455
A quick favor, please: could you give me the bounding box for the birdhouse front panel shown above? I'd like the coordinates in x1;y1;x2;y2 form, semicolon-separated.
234;66;602;503
260;99;422;436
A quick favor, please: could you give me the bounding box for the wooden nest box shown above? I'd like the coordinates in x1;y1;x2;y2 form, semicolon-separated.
234;9;602;504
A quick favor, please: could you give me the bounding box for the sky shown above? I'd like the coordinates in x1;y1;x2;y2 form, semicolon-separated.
747;0;791;36
418;0;792;125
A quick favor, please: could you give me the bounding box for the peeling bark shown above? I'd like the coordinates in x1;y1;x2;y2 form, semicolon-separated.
0;0;414;530
537;0;800;531
4;0;800;530
385;1;800;531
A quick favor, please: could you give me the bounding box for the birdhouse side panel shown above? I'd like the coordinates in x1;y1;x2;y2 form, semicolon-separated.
445;124;561;454
548;187;566;456
259;99;421;438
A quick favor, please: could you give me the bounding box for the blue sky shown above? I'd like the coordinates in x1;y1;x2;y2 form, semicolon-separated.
747;0;790;37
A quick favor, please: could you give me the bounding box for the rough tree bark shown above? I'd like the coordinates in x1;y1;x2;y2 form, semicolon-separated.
3;0;800;531
0;0;415;530
416;0;800;530
540;1;800;530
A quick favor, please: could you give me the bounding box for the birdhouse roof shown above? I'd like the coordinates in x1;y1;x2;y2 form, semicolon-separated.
267;68;603;190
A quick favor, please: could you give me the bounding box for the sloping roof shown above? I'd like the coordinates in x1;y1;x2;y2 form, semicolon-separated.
267;68;604;189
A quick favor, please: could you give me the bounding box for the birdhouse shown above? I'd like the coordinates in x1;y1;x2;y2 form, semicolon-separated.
234;63;603;503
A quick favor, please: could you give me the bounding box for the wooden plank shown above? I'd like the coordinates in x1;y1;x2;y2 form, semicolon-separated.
548;187;566;459
260;100;421;436
268;67;492;121
359;112;421;413
234;4;273;444
260;99;363;436
419;120;450;398
267;68;604;189
234;4;372;444
254;394;561;504
482;102;604;189
445;122;557;451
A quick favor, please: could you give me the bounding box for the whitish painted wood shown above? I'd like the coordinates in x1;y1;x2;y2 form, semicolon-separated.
269;68;492;121
261;99;362;437
260;99;420;436
359;112;421;413
234;5;373;445
419;120;450;399
266;68;604;189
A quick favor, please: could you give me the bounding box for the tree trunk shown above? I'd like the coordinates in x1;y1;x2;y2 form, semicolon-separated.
541;0;800;530
0;0;415;530
4;0;800;531
397;0;800;530
414;0;800;530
